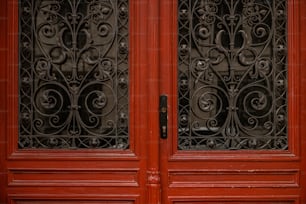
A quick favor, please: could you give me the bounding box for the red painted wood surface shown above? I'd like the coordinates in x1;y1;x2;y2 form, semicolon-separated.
1;0;151;203
146;0;162;203
0;0;306;203
299;0;306;203
0;0;8;203
160;0;306;203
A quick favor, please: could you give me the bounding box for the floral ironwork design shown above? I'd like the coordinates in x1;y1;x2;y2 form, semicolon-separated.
178;0;287;150
19;0;129;149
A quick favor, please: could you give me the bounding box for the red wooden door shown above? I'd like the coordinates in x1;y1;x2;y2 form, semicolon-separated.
1;0;306;204
158;0;306;203
0;0;151;203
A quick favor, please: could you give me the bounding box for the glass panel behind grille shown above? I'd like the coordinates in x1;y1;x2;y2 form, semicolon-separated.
177;0;288;150
19;0;129;149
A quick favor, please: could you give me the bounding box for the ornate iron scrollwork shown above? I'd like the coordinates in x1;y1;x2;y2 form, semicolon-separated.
178;0;288;150
19;0;129;149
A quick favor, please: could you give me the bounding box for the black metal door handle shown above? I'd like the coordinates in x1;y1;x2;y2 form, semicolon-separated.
159;95;168;139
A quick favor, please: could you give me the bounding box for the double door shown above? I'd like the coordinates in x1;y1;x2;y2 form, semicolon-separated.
1;0;306;203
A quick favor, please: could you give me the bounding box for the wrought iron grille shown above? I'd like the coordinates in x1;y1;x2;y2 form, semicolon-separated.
178;0;288;150
19;0;129;149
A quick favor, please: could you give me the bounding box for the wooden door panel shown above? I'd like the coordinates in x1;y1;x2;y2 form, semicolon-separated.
168;168;299;188
8;168;139;187
170;201;296;204
1;0;149;203
15;202;134;204
8;187;142;203
12;200;137;204
160;0;306;203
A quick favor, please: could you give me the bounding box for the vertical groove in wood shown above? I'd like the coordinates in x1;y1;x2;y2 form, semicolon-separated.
299;0;306;202
0;0;7;203
132;0;150;203
7;0;19;157
288;0;301;157
146;0;161;203
132;0;148;203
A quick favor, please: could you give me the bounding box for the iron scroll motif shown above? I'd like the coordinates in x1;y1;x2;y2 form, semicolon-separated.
19;0;129;149
178;0;288;150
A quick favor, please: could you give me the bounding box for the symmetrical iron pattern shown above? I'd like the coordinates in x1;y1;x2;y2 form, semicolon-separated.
178;0;288;150
19;0;129;149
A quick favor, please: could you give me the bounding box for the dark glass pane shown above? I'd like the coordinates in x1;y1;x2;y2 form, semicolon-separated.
19;0;129;149
178;0;287;150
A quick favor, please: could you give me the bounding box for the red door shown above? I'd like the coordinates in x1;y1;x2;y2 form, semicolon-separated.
158;0;306;203
1;0;306;204
0;0;149;203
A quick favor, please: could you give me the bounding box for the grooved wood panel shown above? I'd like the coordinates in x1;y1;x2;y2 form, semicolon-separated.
15;201;134;204
8;169;139;187
174;202;293;204
169;169;299;188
